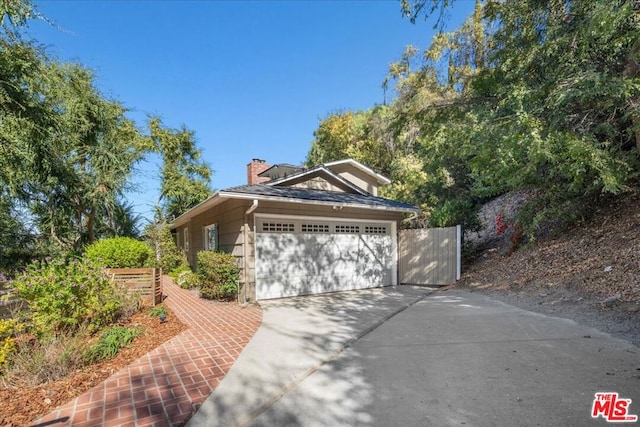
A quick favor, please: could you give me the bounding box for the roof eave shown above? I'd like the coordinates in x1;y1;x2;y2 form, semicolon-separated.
323;159;392;185
266;166;369;195
169;193;226;229
218;190;420;214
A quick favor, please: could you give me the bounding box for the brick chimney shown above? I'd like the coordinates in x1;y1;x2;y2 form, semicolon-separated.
247;159;271;185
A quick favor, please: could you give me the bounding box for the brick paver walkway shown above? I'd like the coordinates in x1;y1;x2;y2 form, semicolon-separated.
33;277;262;427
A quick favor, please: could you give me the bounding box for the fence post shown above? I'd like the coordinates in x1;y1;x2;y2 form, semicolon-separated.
456;224;462;281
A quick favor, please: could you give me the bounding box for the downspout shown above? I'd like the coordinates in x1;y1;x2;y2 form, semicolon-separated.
242;200;259;304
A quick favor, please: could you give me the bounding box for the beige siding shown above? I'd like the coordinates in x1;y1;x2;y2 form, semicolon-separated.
245;228;255;301
253;201;404;222
326;163;380;196
175;199;254;301
290;177;345;192
176;198;405;302
189;201;249;258
279;173;356;193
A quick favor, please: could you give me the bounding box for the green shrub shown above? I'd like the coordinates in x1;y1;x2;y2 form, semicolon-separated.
83;325;140;364
428;198;480;231
10;257;130;336
0;319;20;372
0;336;15;373
85;237;153;268
145;223;187;273
176;269;199;289
168;264;198;289
168;264;192;280
196;251;239;300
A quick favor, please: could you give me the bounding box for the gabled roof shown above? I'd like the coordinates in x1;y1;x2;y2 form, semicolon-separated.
170;184;419;228
221;185;419;212
262;158;391;191
265;165;369;195
257;163;304;180
170;158;417;229
323;159;391;185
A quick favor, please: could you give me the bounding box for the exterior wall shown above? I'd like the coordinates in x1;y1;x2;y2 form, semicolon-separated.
325;163;381;196
290;177;345;192
252;202;404;221
174;199;254;300
175;197;406;302
278;173;355;193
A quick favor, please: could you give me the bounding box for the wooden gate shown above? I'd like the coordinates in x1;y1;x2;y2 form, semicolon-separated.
399;225;461;285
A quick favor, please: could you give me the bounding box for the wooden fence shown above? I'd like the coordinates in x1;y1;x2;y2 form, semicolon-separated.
106;268;163;306
399;225;461;286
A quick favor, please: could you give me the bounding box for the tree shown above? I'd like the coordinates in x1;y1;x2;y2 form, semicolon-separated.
0;1;212;271
95;199;143;238
146;117;212;221
144;222;186;273
0;0;36;29
465;0;639;214
306;111;360;165
1;37;147;254
423;0;486;92
309;0;639;239
0;193;37;272
400;0;456;27
22;62;145;247
398;0;640;234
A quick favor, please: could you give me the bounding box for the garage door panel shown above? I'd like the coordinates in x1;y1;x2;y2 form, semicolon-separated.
256;234;340;276
256;273;347;299
255;219;394;300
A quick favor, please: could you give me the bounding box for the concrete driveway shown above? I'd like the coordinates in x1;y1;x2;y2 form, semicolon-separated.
187;287;640;427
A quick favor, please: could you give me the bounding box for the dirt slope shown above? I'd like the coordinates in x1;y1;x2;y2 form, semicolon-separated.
455;191;640;346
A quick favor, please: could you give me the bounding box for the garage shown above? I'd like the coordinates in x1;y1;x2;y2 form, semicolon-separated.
171;158;420;302
255;215;397;300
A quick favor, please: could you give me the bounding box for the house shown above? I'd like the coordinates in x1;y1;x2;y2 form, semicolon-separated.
170;159;420;301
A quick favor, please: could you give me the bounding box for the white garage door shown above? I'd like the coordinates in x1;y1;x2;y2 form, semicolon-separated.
255;216;396;300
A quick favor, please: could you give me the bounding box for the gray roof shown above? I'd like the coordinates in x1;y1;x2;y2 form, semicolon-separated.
221;184;420;212
257;163;304;180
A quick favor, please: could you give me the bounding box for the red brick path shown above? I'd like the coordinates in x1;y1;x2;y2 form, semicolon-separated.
33;277;262;427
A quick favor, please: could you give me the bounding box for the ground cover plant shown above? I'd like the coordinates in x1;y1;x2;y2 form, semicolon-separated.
0;303;186;426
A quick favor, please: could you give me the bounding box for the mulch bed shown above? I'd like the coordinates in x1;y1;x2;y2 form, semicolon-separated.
0;306;187;427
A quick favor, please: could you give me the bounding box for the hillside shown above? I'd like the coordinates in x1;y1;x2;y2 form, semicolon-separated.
455;191;640;346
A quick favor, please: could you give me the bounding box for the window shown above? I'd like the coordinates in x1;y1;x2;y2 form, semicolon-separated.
301;223;330;233
335;224;360;233
204;223;218;251
183;227;190;259
262;222;295;232
364;226;387;235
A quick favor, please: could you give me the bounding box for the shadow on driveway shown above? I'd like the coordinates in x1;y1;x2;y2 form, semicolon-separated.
188;288;640;427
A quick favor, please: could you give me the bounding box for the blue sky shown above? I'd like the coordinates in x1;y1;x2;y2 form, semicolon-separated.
27;0;476;222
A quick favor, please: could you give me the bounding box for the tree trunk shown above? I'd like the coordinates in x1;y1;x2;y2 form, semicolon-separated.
87;210;95;243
